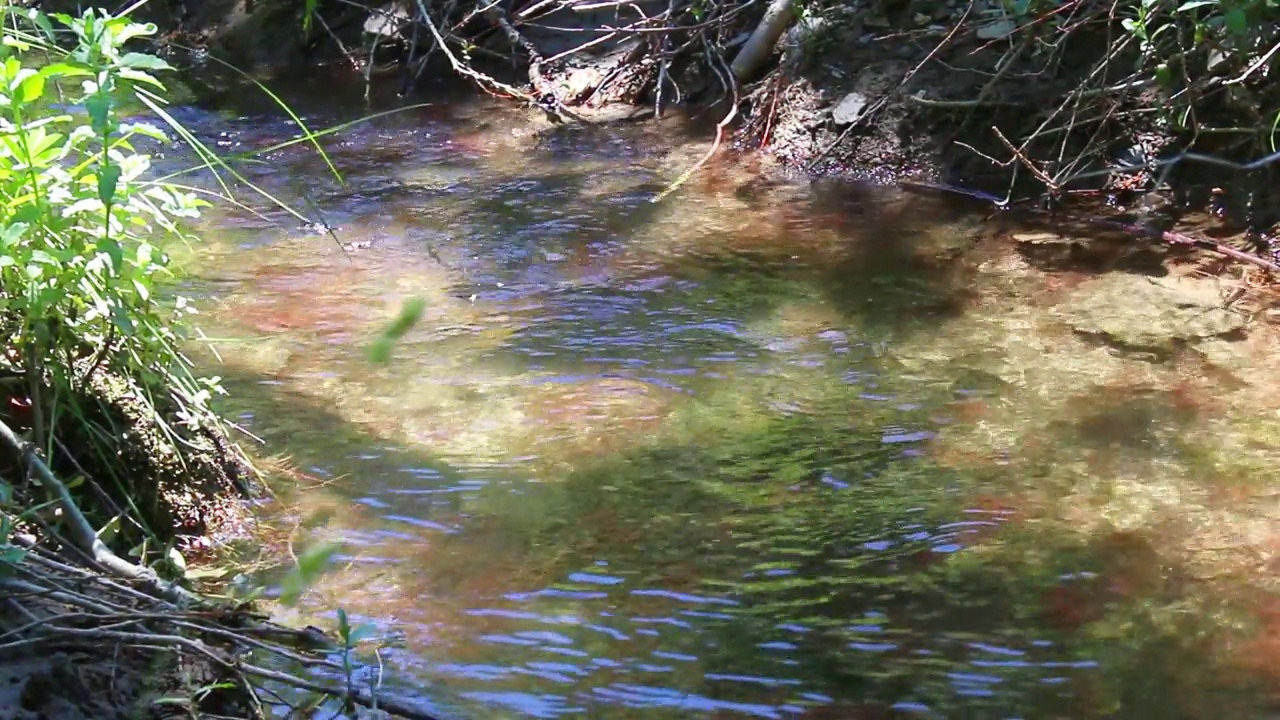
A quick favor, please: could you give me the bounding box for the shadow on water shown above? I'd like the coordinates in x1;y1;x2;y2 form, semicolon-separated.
216;357;1280;720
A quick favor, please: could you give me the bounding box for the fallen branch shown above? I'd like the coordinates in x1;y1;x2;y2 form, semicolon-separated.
413;0;537;102
3;613;447;720
653;38;739;202
0;417;213;609
1107;221;1280;274
729;0;793;81
0;408;456;718
900;180;1280;274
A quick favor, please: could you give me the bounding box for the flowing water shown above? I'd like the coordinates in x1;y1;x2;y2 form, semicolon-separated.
172;79;1280;719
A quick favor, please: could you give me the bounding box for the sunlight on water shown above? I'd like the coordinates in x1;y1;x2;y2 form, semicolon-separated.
172;91;1280;720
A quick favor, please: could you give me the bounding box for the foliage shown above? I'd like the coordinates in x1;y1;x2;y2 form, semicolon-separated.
1109;0;1279;138
0;2;345;580
0;7;219;450
368;296;426;365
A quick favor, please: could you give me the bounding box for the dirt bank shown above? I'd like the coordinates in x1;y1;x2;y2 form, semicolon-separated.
0;353;260;718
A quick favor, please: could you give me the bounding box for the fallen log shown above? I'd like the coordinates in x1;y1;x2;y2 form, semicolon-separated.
730;0;794;81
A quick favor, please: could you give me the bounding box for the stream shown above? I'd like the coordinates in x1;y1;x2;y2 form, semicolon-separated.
173;80;1280;719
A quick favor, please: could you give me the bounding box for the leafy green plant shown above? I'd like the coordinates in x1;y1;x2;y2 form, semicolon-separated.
0;8;217;450
0;480;25;572
234;539;381;710
1121;0;1278;72
1113;0;1280;142
335;607;378;710
0;3;346;575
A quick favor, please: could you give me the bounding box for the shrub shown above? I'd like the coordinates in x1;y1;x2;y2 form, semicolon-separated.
0;7;226;564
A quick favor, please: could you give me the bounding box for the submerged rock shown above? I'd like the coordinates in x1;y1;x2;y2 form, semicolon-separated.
1056;273;1247;353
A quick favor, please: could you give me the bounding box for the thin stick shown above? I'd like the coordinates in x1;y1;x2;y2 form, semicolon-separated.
652;39;739;202
992;125;1058;191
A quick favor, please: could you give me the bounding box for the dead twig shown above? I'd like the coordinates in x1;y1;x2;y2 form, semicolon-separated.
653;35;739;202
993;125;1059;191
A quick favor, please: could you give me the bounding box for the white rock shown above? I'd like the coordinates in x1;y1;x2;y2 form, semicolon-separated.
831;92;870;125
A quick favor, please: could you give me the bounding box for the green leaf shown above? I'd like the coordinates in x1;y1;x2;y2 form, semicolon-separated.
303;0;319;34
118;52;172;71
368;297;426;364
110;303;135;333
120;121;169;143
0;222;27;248
0;37;24;53
99;237;123;272
132;278;149;302
167;546;187;573
0;545;25;567
184;566;230;580
278;541;342;606
1223;7;1248;34
346;622;378;645
337;607;351;639
96;513;123;546
16;72;44;103
84;92;111;134
109;20;159;44
38;62;93;81
29;9;56;40
98;163;121;205
118;68;166;89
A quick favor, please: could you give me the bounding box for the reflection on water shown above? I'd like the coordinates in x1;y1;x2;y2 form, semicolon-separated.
174;89;1280;719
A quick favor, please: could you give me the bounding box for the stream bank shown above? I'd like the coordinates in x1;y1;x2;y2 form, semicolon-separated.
85;0;1280;251
0;9;452;720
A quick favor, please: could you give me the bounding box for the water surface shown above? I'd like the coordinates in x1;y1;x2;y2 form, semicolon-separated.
174;84;1280;720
